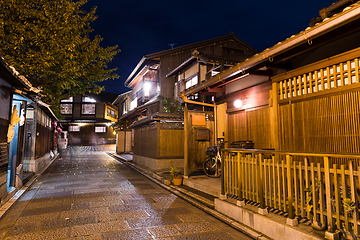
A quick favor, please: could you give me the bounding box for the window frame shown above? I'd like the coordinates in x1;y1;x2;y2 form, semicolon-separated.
82;103;96;115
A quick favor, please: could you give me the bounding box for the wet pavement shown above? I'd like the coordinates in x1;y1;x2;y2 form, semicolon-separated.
0;146;253;240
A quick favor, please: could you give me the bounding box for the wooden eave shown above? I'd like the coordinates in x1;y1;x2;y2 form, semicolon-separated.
127;112;184;129
0;58;34;91
181;1;360;97
112;90;132;105
118;99;160;121
125;59;159;87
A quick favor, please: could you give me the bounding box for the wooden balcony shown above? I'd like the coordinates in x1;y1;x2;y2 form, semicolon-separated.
272;47;360;103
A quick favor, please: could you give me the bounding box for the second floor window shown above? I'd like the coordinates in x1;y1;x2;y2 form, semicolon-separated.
61;97;73;102
82;96;96;103
60;104;72;114
107;108;116;118
185;75;198;89
82;104;95;114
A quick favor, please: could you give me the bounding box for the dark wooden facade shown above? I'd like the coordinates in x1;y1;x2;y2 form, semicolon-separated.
121;33;257;124
133;122;184;159
60;94;118;146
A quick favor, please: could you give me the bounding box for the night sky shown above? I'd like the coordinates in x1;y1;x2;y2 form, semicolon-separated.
83;0;336;95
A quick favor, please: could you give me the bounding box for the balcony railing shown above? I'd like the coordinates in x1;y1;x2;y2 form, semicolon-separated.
221;149;360;236
272;47;360;102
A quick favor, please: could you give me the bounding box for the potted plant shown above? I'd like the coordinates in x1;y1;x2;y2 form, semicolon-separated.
170;166;183;186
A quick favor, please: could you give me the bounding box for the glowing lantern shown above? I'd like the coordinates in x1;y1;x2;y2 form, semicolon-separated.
234;99;243;108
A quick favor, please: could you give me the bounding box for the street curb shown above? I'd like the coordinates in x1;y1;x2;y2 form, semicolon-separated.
107;152;270;240
0;153;59;220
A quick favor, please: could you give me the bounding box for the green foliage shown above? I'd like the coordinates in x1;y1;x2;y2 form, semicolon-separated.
0;0;120;112
170;166;181;177
169;160;181;177
343;198;355;216
158;96;183;113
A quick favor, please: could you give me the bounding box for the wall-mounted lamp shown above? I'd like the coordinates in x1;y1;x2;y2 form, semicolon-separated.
234;99;243;108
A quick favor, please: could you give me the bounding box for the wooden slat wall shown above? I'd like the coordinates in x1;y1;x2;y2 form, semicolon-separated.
159;129;184;158
279;90;360;154
0;119;9;172
35;123;53;158
133;126;158;158
228;108;272;149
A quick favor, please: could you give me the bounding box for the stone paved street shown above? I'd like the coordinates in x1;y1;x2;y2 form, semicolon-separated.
0;146;253;240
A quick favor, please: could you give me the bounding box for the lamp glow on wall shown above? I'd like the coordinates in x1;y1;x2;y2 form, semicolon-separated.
234;99;243;108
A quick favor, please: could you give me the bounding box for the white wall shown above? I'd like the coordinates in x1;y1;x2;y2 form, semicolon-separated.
226;75;269;95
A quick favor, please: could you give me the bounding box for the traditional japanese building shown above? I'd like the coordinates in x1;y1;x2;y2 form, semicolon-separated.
59;93;118;146
0;57;58;206
118;33;257;171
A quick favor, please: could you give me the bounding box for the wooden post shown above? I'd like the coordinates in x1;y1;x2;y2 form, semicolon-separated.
324;157;335;232
258;154;267;213
214;104;217;144
349;161;359;236
184;103;189;177
237;153;244;202
270;82;280;150
221;150;225;198
286;155;297;225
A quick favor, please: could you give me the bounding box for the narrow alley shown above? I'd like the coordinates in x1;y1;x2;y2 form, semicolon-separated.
0;146;252;240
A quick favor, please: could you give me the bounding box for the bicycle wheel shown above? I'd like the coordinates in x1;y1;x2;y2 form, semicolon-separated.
203;156;221;178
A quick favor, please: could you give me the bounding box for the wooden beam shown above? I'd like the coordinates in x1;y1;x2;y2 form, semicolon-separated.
181;96;215;107
208;87;225;93
184;103;189;177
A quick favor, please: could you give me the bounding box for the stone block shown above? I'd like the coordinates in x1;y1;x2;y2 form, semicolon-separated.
214;199;243;222
324;231;340;240
253;214;284;240
243;209;255;228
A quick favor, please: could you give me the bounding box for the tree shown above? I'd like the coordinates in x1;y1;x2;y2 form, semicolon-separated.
158;96;183;113
0;0;120;114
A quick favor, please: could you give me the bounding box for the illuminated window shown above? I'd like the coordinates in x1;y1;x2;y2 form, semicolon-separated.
82;104;95;114
60;104;72;114
211;70;220;76
82;96;96;102
107;108;116;118
95;126;106;132
61;97;73;102
69;125;80;131
185;75;198;89
130;98;137;110
144;82;151;96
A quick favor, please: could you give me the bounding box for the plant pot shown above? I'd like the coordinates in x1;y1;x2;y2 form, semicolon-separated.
172;176;183;186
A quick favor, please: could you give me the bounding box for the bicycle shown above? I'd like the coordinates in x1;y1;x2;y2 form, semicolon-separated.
203;145;222;178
